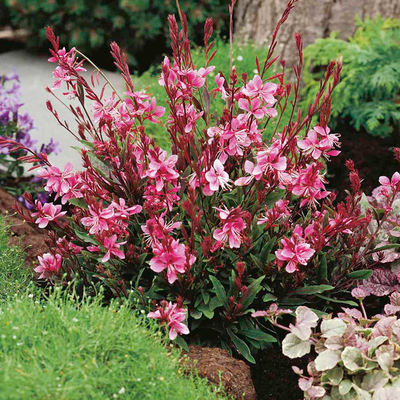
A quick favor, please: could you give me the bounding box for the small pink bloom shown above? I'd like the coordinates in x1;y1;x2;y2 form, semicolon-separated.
213;206;247;249
379;172;400;189
33;202;66;228
81;204;115;235
145;149;179;191
275;225;315;273
238;97;265;119
148;301;189;340
242;75;278;105
204;159;231;195
34;253;62;279
38;162;75;199
101;235;127;263
150;239;195;284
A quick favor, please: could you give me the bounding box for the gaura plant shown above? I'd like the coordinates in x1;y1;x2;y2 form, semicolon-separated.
0;0;390;361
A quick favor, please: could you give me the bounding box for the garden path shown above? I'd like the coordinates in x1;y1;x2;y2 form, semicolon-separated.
0;49;126;169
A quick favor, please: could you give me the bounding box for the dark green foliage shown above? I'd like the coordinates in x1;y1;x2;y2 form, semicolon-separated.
302;16;400;137
5;0;228;71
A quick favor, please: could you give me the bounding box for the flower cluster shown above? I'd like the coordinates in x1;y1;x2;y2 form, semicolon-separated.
1;2;393;357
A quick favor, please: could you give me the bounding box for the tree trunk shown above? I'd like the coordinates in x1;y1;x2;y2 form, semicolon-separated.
235;0;400;66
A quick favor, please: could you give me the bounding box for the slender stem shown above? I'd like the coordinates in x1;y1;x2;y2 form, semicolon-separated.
75;50;123;102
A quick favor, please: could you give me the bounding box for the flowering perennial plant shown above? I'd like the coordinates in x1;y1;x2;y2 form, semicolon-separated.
1;1;393;359
0;70;60;208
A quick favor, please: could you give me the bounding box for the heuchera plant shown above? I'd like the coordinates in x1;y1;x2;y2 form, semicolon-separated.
0;70;60;208
0;0;391;360
257;292;400;400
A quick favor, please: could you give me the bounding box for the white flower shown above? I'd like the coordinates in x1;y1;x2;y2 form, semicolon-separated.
237;55;243;61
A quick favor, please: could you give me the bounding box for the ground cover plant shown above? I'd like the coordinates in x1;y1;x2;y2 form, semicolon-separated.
254;290;400;400
0;288;228;400
3;0;399;365
0;216;30;299
302;16;400;138
0;69;60;208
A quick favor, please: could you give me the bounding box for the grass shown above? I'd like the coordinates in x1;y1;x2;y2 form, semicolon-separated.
0;217;30;300
0;218;228;400
0;290;229;400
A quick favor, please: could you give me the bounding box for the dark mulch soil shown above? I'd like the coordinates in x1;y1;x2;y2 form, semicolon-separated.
327;123;399;199
251;345;307;400
0;187;47;266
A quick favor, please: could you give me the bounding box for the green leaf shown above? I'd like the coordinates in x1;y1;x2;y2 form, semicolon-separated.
227;329;255;364
260;238;276;263
74;230;99;245
240;276;265;310
197;303;214;319
249;254;264;271
209;276;228;308
366;244;400;255
190;309;202;320
346;270;373;280
239;328;277;343
174;335;189;352
319;255;328;281
263;293;277;302
292;285;335;295
68;198;88;209
316;294;358;307
209;296;223;311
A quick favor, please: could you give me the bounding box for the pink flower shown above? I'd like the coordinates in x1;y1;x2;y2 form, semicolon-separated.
242;75;278;105
253;147;287;176
111;198;142;219
81;204;115;234
298;126;340;160
275;225;315;273
204;159;231;195
92;94;118;123
213;206;247;249
38;162;75;199
291;164;330;207
144;97;165;123
238;97;265;119
34;253;62;279
150;239;195;284
33;202;66;228
297;129;322;159
145;149;179;191
141;216;181;246
379;172;400;189
234;160;256;187
101;235;127;263
148;301;189;340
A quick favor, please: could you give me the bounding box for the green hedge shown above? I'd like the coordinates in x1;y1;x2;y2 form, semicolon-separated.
5;0;228;71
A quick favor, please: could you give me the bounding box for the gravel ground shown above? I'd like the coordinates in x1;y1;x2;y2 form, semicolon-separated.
0;49;126;169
